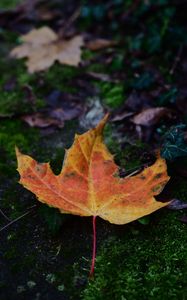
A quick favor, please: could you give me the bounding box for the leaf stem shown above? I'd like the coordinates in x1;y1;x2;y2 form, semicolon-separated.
89;215;97;278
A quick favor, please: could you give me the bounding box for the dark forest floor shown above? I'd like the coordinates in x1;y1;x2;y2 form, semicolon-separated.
1;1;187;299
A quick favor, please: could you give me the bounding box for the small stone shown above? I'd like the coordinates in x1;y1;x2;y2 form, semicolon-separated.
34;292;41;300
57;284;65;291
7;234;12;240
27;281;36;289
45;273;56;283
17;285;26;293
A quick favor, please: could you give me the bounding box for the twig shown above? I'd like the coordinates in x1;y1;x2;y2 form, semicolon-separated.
122;0;141;20
125;168;142;178
22;84;36;107
169;45;183;75
0;209;33;233
60;6;81;38
0;208;11;221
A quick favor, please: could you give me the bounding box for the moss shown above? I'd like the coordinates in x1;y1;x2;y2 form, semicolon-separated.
0;90;44;116
104;123;121;158
0;29;18;46
86;62;107;74
0;52;45;116
83;49;124;74
0;0;21;9
82;49;96;61
170;177;187;201
81;211;187;300
41;64;80;94
4;245;17;260
121;142;148;171
96;82;124;109
109;54;124;72
3;236;36;274
104;123;147;171
0;120;38;158
0;119;38;176
38;205;68;234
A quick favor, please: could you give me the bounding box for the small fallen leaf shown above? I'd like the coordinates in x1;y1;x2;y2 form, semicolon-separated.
16;114;170;276
22;106;82;128
10;27;84;73
86;38;117;51
20;26;57;45
167;199;187;210
111;111;134;122
132;107;171;126
21;112;64;128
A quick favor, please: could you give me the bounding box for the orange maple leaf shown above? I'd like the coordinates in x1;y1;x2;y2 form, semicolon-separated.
16;114;170;276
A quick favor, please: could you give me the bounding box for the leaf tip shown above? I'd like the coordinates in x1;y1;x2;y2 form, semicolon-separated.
15;146;21;158
96;113;110;134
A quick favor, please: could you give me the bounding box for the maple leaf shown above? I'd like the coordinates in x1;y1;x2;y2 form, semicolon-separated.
132;107;171;126
16;114;170;276
10;27;84;73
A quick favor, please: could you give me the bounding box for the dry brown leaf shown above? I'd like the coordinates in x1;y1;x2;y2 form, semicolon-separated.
21;105;82;128
10;27;84;73
132;107;171;126
86;38;117;51
21;27;57;45
21;112;64;128
111;111;134;122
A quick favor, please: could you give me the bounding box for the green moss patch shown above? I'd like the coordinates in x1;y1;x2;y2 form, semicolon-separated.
0;0;21;9
96;82;124;109
82;210;187;300
0;119;38;176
